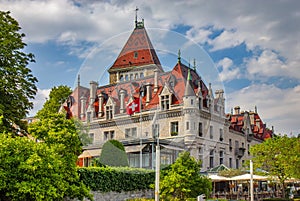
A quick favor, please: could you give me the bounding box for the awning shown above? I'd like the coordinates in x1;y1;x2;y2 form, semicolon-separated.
161;144;185;151
125;144;147;153
78;149;101;158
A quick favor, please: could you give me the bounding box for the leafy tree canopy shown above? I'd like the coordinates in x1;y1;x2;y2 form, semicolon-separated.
0;11;38;134
98;140;129;167
36;85;91;146
250;135;300;197
160;151;212;200
0;134;92;201
28;113;92;200
36;85;72;119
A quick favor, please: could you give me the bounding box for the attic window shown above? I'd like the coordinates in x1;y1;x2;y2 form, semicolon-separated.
134;51;138;58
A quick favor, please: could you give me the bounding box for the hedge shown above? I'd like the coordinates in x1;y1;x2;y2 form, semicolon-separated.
78;167;155;192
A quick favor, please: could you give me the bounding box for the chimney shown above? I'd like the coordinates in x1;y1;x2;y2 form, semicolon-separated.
89;81;98;102
80;96;87;119
146;83;152;104
98;93;104;116
154;69;159;93
119;89;126;113
234;106;240;114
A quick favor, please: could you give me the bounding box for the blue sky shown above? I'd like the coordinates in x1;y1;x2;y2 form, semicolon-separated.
1;0;299;135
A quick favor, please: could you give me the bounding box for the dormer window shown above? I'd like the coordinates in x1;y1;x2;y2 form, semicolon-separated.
105;105;113;119
160;84;173;111
134;51;138;58
160;95;170;110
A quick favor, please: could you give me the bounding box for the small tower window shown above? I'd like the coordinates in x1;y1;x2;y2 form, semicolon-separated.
134;51;138;58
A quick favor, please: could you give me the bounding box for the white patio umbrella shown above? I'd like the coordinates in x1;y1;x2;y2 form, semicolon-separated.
230;173;268;181
208;174;230;181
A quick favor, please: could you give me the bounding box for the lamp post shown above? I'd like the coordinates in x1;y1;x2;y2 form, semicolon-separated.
155;135;160;201
250;160;254;201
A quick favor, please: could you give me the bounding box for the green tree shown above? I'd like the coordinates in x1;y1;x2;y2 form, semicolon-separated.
0;11;38;134
36;85;91;146
36;85;72;119
0;133;92;201
250;135;300;198
28;113;92;200
99;139;129;167
160;151;212;200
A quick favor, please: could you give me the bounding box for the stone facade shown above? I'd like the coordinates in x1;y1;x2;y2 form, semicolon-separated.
64;19;273;171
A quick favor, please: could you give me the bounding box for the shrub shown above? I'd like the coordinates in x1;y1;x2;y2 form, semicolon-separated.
78;167;154;192
99;140;129;167
262;198;293;201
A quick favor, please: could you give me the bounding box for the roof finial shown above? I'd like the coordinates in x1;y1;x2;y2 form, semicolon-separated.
135;6;139;28
188;58;190;68
178;49;181;63
255;105;257;113
193;58;196;71
187;68;191;81
77;74;80;87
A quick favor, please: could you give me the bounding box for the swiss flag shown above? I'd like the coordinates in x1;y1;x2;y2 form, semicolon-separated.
126;98;140;115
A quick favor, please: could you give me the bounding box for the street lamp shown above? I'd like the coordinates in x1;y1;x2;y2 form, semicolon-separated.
154;125;160;201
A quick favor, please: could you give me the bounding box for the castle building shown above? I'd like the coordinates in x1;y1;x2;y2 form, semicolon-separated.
65;18;273;170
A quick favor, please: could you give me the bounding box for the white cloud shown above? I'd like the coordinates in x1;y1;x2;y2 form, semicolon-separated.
28;88;51;117
246;49;300;80
209;30;245;51
226;84;300;135
217;57;240;82
185;27;212;45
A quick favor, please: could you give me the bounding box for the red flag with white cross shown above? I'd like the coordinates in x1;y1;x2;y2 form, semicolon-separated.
126;98;140;115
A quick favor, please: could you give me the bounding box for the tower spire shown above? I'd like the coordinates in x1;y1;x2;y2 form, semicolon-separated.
135;6;139;28
77;74;80;87
184;68;195;97
178;49;181;63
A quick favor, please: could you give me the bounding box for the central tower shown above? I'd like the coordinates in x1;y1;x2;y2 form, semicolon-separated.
108;18;163;84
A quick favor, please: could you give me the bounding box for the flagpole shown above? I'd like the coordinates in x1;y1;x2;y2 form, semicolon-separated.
139;88;144;168
140;93;143;168
155;128;160;201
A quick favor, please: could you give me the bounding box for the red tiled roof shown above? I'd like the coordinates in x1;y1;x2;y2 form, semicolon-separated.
229;111;273;140
70;61;209;117
109;27;161;71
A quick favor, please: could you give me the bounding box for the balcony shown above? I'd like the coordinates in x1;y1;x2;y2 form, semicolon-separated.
235;147;246;158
